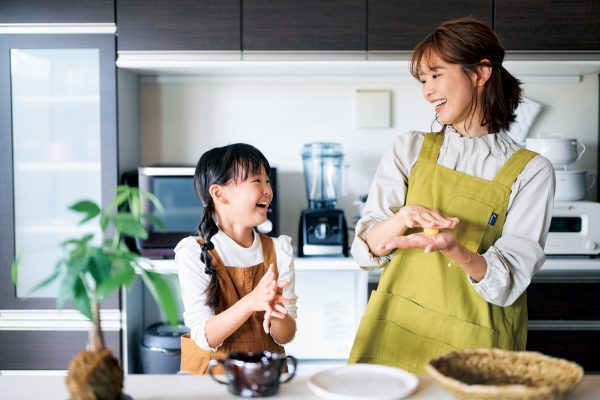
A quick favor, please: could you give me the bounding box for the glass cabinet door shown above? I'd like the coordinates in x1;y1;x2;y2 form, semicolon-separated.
0;35;117;309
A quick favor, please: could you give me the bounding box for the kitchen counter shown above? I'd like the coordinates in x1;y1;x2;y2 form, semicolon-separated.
141;255;600;275
2;374;600;399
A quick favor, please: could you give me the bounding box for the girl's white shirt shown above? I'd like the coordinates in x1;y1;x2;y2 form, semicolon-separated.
175;230;298;351
352;126;555;307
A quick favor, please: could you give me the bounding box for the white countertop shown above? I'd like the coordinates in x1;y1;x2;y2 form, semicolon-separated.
2;374;599;400
141;255;600;275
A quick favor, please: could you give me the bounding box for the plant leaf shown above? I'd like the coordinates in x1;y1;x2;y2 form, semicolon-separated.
140;270;179;326
143;214;166;231
72;277;93;321
96;262;136;300
107;190;130;211
30;259;64;293
11;254;20;285
113;213;148;239
57;254;90;310
89;248;111;285
70;200;101;224
139;190;164;213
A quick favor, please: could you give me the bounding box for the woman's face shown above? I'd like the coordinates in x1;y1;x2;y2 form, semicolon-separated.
418;53;485;136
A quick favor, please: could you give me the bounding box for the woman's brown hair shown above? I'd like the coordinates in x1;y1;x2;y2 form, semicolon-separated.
410;17;521;133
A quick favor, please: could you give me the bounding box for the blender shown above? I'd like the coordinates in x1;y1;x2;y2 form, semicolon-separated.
298;142;348;257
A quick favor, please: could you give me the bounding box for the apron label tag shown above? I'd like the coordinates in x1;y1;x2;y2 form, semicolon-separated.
488;213;498;226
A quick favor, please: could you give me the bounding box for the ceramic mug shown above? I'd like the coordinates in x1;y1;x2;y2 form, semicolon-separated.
208;352;297;397
525;137;586;167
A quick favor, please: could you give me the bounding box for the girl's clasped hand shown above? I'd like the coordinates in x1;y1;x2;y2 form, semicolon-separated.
381;204;460;254
251;264;292;333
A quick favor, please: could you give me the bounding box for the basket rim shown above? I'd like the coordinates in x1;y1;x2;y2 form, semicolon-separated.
426;348;584;395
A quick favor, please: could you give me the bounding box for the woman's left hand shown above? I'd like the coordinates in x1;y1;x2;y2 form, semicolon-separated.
382;231;458;253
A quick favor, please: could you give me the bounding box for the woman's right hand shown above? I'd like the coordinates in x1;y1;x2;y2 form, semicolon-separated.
395;204;459;230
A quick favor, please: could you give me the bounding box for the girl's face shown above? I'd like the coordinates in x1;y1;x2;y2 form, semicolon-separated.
418;53;486;136
219;165;272;229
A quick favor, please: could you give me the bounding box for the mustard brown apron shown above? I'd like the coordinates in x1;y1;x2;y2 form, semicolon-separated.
180;233;285;374
348;132;537;375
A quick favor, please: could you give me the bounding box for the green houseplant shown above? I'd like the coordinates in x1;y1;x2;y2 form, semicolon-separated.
12;185;179;400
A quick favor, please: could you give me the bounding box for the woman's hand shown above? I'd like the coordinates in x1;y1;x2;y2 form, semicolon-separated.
382;230;458;253
396;204;459;230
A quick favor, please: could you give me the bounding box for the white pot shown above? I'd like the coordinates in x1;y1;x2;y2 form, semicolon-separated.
525;137;585;167
555;170;595;201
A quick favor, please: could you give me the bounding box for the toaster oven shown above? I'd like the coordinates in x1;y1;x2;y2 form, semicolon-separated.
544;201;600;256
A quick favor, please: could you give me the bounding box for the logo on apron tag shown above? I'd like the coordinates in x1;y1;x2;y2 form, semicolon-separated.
488;213;498;226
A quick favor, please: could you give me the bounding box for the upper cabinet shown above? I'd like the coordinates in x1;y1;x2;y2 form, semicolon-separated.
368;0;492;51
0;0;115;23
243;0;366;51
116;0;240;51
495;0;600;51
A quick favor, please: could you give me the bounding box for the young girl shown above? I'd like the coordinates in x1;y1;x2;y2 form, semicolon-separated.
349;17;555;375
176;143;297;374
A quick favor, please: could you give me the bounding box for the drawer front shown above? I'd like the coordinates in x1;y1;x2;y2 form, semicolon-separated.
527;330;600;373
528;282;600;320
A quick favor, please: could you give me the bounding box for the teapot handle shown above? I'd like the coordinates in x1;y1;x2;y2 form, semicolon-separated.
576;142;586;162
279;355;298;384
207;359;228;385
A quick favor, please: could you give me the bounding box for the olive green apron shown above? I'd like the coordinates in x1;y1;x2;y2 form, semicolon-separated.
348;132;537;375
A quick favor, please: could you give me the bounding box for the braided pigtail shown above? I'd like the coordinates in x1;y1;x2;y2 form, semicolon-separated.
197;203;221;312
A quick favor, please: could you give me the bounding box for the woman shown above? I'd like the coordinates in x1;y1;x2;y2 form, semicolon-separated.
348;17;555;375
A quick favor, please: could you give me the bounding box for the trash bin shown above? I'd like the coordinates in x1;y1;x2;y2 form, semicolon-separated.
140;322;189;374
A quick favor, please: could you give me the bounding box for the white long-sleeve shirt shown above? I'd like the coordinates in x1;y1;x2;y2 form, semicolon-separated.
175;230;298;351
352;126;555;307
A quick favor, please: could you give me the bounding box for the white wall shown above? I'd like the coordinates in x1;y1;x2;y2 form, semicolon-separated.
139;73;598;246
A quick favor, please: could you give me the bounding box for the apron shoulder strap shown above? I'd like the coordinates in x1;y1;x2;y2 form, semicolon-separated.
417;132;445;163
492;148;538;188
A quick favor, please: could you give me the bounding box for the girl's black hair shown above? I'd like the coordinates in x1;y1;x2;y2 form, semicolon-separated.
193;143;271;312
410;17;522;134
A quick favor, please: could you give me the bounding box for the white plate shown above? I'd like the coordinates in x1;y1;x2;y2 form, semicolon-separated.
307;364;419;400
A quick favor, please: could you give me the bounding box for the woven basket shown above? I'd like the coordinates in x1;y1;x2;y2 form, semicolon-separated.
426;348;583;400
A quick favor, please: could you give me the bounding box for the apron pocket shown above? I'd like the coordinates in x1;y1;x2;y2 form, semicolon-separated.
366;290;499;350
445;195;496;253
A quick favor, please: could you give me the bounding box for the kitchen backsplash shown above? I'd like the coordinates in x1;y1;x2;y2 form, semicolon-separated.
137;73;598;246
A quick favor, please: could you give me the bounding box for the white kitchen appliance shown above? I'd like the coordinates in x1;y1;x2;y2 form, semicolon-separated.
545;201;600;256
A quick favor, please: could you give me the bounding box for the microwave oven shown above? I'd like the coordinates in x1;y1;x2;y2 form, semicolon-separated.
134;165;279;259
545;201;600;256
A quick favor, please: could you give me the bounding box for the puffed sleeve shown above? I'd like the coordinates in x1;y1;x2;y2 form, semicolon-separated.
273;235;298;319
175;236;222;351
351;131;424;269
472;155;555;306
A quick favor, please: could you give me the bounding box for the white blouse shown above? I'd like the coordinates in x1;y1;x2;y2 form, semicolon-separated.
175;230;298;351
352;126;555;307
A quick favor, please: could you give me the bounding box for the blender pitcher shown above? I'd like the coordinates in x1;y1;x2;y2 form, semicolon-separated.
301;142;344;209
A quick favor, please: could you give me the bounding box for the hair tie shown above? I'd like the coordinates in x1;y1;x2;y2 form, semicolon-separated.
204;265;213;275
201;241;214;251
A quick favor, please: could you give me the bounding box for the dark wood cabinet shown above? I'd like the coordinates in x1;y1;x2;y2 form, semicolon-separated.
526;279;600;373
0;0;114;23
368;0;493;51
116;0;240;51
243;0;366;51
0;34;120;370
495;0;600;51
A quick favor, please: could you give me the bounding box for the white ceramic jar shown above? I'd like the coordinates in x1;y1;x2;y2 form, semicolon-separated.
554;170;595;201
525;137;586;167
